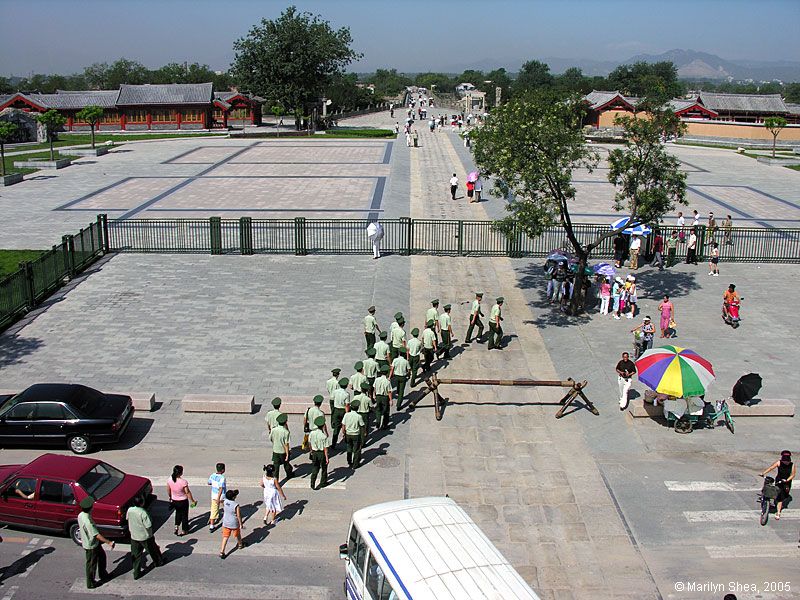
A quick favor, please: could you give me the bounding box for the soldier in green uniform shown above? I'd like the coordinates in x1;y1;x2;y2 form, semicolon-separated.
77;496;114;589
363;348;379;396
390;312;403;334
304;395;328;436
364;306;380;350
353;381;373;443
465;292;485;343
265;397;284;433
390;316;407;360
407;327;422;386
438;304;453;359
390;352;410;409
488;296;504;350
374;331;391;369
326;367;341;415
422;319;438;372
308;416;330;490
330;377;350;449
350;361;367;399
270;413;294;480
341;400;365;468
426;300;441;344
373;364;393;430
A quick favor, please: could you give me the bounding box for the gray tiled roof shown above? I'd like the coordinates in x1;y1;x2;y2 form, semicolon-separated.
584;90;639;110
214;91;238;102
697;92;787;114
785;103;800;116
117;83;213;106
40;90;119;109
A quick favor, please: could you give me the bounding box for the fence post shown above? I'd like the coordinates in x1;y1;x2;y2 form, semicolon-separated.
697;225;707;262
210;217;222;255
239;217;253;255
98;213;109;253
457;220;465;256
400;217;412;256
21;261;36;309
506;225;521;258
62;235;75;277
294;217;307;256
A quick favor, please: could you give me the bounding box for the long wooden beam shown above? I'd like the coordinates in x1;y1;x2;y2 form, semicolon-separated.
435;377;586;390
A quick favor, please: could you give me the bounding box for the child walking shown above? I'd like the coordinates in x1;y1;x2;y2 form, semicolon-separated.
260;464;286;526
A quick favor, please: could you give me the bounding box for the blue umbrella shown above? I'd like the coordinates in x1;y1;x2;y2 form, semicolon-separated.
546;250;573;263
610;217;652;236
593;262;616;277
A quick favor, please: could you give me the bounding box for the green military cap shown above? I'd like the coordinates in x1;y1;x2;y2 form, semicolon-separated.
271;397;282;408
79;496;95;510
496;297;505;303
444;304;451;309
338;377;349;387
476;292;484;297
368;305;376;312
350;399;361;410
313;394;323;405
394;312;403;320
331;367;341;375
354;361;364;370
276;413;288;425
366;348;376;357
380;364;390;373
431;299;439;305
411;328;419;336
314;415;325;427
379;331;388;339
397;317;405;324
426;319;435;327
360;381;370;391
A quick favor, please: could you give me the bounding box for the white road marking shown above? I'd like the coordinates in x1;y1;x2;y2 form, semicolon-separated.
1;585;19;600
706;544;800;559
69;579;333;599
664;480;760;492
43;538;53;546
144;476;345;490
684;510;800;522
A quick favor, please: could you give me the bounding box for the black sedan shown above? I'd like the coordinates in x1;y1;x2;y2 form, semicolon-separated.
0;384;133;454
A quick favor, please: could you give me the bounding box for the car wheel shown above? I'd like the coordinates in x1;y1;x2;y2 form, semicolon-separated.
68;521;82;545
68;435;91;454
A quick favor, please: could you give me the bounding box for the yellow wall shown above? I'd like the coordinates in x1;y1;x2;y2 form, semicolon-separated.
598;109;635;127
683;120;800;141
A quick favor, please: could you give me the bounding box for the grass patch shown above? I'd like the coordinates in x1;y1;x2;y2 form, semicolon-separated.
3;150;79;176
324;128;394;138
0;250;45;277
787;165;800;171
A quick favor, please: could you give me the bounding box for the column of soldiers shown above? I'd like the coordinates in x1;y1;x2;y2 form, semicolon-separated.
266;295;505;490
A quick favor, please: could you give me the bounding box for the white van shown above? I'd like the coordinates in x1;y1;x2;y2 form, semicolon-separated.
339;497;541;600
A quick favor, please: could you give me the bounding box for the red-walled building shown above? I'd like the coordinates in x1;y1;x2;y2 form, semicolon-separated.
0;83;262;131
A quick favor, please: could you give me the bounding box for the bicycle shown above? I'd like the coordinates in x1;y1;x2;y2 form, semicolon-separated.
758;475;781;526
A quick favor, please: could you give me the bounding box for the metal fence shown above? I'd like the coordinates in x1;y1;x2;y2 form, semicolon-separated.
104;215;800;263
0;218;105;331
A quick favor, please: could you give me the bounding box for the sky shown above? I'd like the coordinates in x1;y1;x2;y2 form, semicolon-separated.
1;0;799;76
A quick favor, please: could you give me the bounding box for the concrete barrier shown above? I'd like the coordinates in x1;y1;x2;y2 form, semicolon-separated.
182;394;254;414
630;398;795;418
276;396;330;416
112;392;155;412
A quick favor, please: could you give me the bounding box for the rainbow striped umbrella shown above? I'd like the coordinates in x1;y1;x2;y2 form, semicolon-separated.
635;346;715;398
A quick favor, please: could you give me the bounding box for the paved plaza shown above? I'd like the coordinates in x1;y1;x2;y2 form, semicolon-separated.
0;111;798;600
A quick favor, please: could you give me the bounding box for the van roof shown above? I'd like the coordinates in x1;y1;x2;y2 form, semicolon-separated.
352;497;540;600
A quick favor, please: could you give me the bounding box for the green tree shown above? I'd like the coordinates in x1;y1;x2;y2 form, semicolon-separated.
325;72;372;112
0;121;20;177
36;110;67;160
512;60;554;96
414;72;455;96
367;68;413;98
784;83;800;104
271;104;285;136
555;67;591;94
482;68;512;107
607;61;684;101
105;58;149;88
0;76;13;94
75;105;104;149
83;62;109;89
231;6;362;130
764;116;788;158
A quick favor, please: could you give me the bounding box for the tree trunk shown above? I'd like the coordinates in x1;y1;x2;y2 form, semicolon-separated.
49;134;54;161
772;134;777;159
1;142;5;177
90;124;96;149
569;252;590;315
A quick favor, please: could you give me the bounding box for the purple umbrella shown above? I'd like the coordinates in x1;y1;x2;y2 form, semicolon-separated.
593;263;616;277
467;171;479;182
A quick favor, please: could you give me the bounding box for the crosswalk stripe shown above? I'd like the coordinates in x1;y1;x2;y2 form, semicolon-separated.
144;476;346;490
706;544;800;559
69;579;333;599
664;480;760;492
684;510;800;522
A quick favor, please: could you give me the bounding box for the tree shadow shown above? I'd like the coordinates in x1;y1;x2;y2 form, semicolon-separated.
0;334;45;369
0;546;55;584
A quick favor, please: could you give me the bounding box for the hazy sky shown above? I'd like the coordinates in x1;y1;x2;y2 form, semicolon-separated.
1;0;798;76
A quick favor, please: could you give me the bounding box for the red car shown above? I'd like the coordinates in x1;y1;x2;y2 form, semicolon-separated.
0;454;154;545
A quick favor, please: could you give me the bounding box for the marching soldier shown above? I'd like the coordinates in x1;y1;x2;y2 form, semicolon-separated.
465;292;485;343
326;367;341;415
77;496;114;589
438;304;453;359
407;327;422;386
390;312;403;333
374;331;391;370
363;348;379;396
488;296;505;350
350;361;367;398
330;377;350;449
265;397;283;434
374;364;393;430
422;319;438;372
364;306;380;350
270;413;294;480
353;381;373;443
304;395;328;436
308;416;329;490
390;315;408;360
426;300;441;343
389;351;410;409
341;400;365;468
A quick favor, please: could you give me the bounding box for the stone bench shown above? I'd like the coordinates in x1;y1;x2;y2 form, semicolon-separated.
275;396;330;416
182;394;254;414
111;392;155;412
630;398;795;418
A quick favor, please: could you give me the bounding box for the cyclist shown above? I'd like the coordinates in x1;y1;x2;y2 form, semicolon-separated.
722;283;740;320
760;450;795;520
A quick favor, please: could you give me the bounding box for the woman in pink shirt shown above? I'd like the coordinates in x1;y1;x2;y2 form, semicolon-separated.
166;465;196;536
599;277;612;315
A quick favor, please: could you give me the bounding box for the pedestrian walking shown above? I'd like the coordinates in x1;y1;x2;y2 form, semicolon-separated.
367;220;383;259
412;129;419;147
722;215;733;245
613;233;627;268
599;277;611;315
167;465;196;537
474;177;482;202
390;316;407;361
364;306;380;350
626;276;638;319
692;210;700;228
666;230;678;267
426;300;440;344
350;361;367;400
708;242;720;276
488;297;504;350
629;234;641;270
374;365;392;430
374;331;390;370
207;462;226;532
330;377;350;449
326;367;341;415
218;490;245;559
260;464;286;525
127;495;164;579
390;353;410;409
265;397;283;434
353;381;373;441
342;400;365;468
405;131;412;147
422;320;437;372
631;316;655;359
269;413;294;481
407;328;422;386
676;211;686;242
686;228;698;264
612;276;623;320
308;416;330;490
650;230;664;270
78;497;114;589
363;348;378;394
616;352;637;410
707;212;717;242
658;295;675;338
465;292;485;343
304;394;328;440
449;173;458;200
438;303;453;358
466;179;475;202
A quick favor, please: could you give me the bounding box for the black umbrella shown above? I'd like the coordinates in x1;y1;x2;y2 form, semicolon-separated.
732;373;762;405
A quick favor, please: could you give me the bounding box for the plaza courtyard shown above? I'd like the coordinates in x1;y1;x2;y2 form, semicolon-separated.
0;111;798;599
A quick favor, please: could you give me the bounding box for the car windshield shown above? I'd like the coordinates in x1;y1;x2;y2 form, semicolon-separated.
77;462;125;499
0;394;21;414
68;387;105;415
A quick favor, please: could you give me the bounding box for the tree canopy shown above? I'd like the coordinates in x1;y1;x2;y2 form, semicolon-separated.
36;110;67;160
76;105;104;148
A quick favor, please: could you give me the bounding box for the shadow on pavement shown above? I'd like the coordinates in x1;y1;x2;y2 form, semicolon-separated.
0;546;55;585
0;335;45;368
